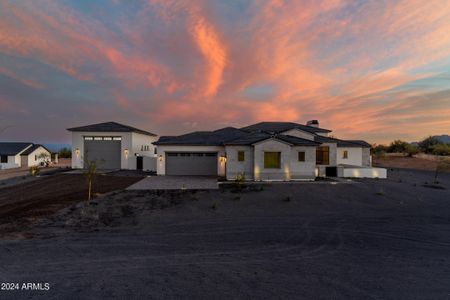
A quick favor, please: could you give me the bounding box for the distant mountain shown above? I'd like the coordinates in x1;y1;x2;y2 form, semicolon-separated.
432;135;450;144
43;143;71;153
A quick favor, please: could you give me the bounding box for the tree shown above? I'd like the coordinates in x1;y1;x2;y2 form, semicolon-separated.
37;152;51;166
58;147;72;158
432;143;450;156
371;144;389;155
418;136;440;153
434;158;450;184
83;159;98;202
387;140;409;153
405;144;419;157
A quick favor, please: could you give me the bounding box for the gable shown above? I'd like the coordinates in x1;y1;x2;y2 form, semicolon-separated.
281;128;315;141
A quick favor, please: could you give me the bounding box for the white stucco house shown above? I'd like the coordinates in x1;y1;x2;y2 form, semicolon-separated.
68;122;158;171
153;121;386;180
0;142;51;170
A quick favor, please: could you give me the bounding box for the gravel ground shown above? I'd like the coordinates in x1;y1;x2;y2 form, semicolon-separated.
0;169;449;299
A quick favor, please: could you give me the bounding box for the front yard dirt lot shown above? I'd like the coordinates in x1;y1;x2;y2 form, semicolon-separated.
0;174;143;236
0;169;449;299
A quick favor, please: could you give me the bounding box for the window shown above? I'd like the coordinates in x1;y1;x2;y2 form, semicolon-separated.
94;137;103;140
316;146;330;165
264;152;281;169
204;153;217;157
298;151;305;162
113;137;122;141
0;155;7;163
103;137;112;141
193;153;203;157
84;137;93;140
35;155;37;161
238;151;245;162
342;150;348;159
180;153;191;157
167;153;178;156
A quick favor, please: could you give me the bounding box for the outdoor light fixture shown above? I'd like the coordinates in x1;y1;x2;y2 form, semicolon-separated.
75;148;80;158
124;149;129;158
159;155;163;161
220;155;227;163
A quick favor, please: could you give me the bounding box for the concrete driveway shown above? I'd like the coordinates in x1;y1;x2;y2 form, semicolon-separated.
127;176;218;190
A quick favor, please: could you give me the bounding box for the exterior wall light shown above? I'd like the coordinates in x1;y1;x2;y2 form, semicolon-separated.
124;149;129;159
159;155;163;161
220;155;227;163
75;148;80;158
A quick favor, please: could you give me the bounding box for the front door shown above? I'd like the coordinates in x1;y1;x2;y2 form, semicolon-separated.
136;156;143;170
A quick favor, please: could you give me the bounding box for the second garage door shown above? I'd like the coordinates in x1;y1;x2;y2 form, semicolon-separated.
166;152;217;176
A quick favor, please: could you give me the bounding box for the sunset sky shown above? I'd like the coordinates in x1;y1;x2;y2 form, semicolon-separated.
1;0;449;144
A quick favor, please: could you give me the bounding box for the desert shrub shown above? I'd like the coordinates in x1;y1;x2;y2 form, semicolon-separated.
283;196;291;202
234;173;246;191
29;166;39;176
387;140;409;153
58;147;72;158
418;136;440;153
371;144;388;156
405;144;419;157
375;188;384;196
432;144;450;156
434;159;450;183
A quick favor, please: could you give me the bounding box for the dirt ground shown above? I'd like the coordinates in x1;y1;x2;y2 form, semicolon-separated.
0;169;449;299
0;174;143;236
373;155;449;171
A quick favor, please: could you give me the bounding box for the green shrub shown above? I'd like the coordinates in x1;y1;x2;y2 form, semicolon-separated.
432;144;450;156
387;140;409;153
371;144;388;155
29;166;39;176
405;144;419;157
234;173;246;191
58;147;72;158
418;136;440;153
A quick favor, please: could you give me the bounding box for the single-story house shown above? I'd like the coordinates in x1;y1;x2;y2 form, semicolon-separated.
0;142;51;170
68;122;158;171
153;121;386;180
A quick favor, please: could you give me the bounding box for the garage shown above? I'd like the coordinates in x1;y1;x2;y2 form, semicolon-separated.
84;139;121;169
166;152;217;176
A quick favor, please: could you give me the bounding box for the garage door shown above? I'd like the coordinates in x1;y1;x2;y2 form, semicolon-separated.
84;140;121;169
166;152;217;176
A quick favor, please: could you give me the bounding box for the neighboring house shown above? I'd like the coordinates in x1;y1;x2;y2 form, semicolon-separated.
0;142;51;170
68;122;158;171
154;121;386;180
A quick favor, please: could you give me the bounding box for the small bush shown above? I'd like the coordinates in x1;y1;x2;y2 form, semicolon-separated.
283;196;291;202
375;189;385;196
432;144;450;156
387;140;409;153
405;144;419;157
58;147;72;158
29;166;39;176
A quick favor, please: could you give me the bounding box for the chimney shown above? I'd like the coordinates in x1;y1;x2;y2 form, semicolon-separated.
306;120;319;128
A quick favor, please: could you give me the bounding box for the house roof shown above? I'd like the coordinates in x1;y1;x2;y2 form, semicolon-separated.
240;122;331;134
0;142;33;156
225;132;320;146
314;135;371;148
153;127;248;146
21;144;51;155
67;122;157;136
